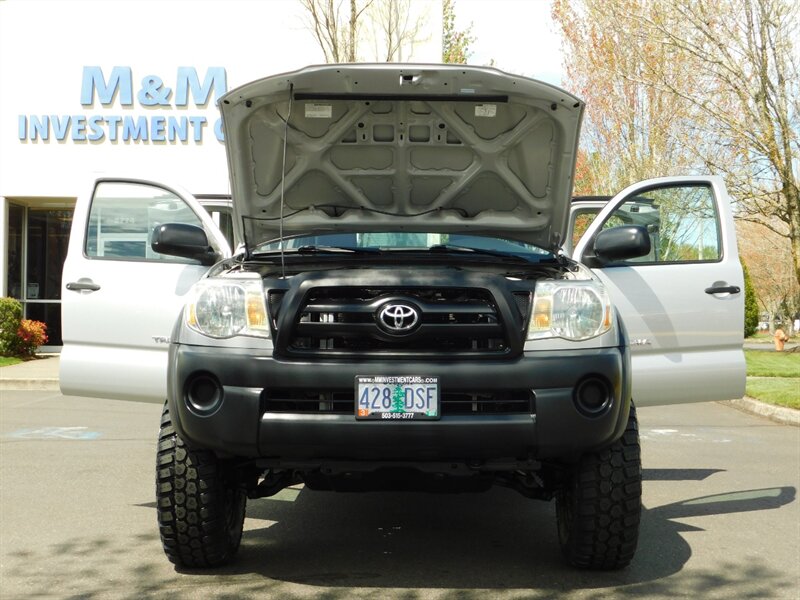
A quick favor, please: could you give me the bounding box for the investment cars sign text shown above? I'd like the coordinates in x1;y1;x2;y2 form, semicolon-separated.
18;66;228;144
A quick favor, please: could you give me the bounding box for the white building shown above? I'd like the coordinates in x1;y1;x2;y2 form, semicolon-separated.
0;0;442;347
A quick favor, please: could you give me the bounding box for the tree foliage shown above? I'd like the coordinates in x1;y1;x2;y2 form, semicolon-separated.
553;0;800;288
552;0;699;194
441;0;474;64
742;262;760;337
738;219;799;329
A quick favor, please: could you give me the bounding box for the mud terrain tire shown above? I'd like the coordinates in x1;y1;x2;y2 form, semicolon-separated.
556;404;642;569
156;403;246;567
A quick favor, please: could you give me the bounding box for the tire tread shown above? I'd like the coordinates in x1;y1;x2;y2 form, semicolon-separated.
557;405;642;569
156;403;245;568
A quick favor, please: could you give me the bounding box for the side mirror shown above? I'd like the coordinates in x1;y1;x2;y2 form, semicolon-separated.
151;223;220;266
585;225;651;266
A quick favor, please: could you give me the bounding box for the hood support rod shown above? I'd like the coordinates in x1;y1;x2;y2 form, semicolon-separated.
279;83;294;278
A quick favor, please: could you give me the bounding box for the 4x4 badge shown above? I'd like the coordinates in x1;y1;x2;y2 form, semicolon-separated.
377;303;419;334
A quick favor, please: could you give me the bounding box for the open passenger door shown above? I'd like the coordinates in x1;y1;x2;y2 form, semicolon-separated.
60;178;230;402
573;176;745;406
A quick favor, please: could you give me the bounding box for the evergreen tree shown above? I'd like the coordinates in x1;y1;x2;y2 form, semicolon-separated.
742;262;759;338
391;385;406;413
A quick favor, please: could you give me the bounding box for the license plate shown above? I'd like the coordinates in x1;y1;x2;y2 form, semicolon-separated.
355;376;439;420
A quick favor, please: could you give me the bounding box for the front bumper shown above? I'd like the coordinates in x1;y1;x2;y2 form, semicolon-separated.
167;342;631;462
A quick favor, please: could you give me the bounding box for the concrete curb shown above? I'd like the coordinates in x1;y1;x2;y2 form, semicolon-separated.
0;378;60;391
722;397;800;427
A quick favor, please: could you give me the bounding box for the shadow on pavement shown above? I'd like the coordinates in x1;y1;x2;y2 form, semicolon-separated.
2;473;796;599
223;481;796;594
642;468;724;481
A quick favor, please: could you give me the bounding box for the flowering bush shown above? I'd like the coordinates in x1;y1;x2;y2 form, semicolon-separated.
0;299;48;358
15;319;48;358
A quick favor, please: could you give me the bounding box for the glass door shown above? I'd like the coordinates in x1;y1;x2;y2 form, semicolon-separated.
24;209;73;347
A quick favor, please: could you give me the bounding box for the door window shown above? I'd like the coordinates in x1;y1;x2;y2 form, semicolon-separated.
85;182;206;262
570;208;602;251
598;184;721;264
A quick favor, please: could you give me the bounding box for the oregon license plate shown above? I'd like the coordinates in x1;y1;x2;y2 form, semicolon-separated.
355;376;439;420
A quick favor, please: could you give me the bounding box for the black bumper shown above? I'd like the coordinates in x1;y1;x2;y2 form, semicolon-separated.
167;344;631;462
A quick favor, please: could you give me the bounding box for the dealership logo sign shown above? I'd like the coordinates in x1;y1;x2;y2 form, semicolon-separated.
17;66;228;144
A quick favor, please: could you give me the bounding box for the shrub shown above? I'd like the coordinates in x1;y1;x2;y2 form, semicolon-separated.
0;297;23;356
742;262;759;338
16;319;48;358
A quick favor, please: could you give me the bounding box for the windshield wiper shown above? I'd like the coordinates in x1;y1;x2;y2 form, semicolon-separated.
296;245;382;254
427;244;534;262
253;245;382;256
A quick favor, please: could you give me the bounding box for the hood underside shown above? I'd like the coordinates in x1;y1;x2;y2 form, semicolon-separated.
219;64;584;252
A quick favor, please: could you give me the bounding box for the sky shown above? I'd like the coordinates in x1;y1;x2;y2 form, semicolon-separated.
453;0;565;86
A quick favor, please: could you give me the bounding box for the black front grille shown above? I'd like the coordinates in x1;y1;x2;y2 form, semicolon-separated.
264;389;534;415
267;290;286;331
285;287;509;357
512;292;532;325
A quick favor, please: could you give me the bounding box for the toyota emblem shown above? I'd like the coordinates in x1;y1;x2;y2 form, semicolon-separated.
377;303;420;334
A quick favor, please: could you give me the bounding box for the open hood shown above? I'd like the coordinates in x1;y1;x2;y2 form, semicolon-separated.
219;64;584;252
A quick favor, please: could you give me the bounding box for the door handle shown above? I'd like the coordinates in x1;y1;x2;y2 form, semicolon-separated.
66;279;101;292
704;285;740;295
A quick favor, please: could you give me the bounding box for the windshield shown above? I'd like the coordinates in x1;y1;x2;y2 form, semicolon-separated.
254;233;554;259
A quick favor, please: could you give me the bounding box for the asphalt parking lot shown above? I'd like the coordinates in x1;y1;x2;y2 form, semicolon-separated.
1;392;798;599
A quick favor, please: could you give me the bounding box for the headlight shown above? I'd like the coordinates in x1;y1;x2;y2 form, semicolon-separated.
186;278;269;339
527;280;612;341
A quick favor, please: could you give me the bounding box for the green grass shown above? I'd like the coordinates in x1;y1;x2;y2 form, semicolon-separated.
746;378;800;410
745;332;776;344
744;350;800;377
0;356;22;367
743;350;800;408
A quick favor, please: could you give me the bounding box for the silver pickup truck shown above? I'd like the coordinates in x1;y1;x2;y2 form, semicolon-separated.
60;64;745;570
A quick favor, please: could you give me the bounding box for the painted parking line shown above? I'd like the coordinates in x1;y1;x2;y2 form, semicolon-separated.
8;427;102;440
641;428;732;443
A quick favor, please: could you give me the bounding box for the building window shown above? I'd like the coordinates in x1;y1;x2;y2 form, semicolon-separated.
26;210;72;300
7;204;24;299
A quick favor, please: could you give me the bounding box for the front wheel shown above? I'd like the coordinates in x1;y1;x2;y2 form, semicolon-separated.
156;403;247;567
556;404;642;569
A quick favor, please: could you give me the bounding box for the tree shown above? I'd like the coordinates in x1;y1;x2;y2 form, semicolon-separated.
636;0;800;289
390;385;405;413
742;262;760;337
552;0;701;195
368;0;427;62
572;149;602;197
553;0;800;287
298;0;373;62
737;219;799;330
442;0;474;64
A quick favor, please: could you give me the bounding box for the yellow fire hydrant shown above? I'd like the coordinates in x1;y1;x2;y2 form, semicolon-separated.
774;328;789;351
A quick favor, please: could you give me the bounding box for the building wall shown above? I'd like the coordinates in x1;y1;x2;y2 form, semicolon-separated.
1;0;442;199
0;0;443;344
